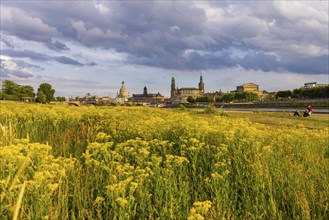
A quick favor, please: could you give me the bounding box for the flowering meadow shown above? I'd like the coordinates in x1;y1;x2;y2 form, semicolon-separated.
0;103;328;219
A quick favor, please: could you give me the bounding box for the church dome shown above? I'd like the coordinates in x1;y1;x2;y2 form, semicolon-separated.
119;81;128;98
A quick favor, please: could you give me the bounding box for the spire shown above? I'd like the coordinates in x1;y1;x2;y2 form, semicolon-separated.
143;86;147;95
171;74;176;98
198;72;204;93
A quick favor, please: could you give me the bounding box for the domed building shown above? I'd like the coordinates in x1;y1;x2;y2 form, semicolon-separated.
116;81;129;102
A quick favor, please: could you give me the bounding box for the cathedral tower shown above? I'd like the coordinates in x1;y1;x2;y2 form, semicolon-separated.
198;73;204;94
171;75;176;98
143;86;148;95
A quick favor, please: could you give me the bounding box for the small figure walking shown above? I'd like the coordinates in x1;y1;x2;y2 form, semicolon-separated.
294;111;300;117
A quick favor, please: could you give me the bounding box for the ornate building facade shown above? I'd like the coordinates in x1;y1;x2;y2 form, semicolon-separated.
130;86;164;105
116;81;129;102
171;74;205;100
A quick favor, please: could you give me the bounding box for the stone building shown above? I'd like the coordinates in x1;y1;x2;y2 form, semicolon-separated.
236;83;260;93
130;86;164;105
171;74;205;100
236;83;268;99
116;81;129;102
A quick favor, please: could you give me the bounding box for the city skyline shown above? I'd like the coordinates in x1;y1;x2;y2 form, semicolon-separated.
1;1;328;97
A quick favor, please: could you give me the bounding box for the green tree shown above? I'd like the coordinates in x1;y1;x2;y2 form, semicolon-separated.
36;91;47;103
218;93;235;102
245;92;259;101
196;96;214;102
275;90;292;100
187;96;196;103
18;85;35;98
56;96;66;102
36;83;55;103
2;80;19;96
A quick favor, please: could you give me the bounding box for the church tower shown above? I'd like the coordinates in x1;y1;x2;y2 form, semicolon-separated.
143;86;148;96
171;75;176;98
198;73;204;94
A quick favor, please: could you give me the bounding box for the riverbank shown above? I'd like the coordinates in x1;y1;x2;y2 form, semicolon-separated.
215;99;329;109
220;107;329;114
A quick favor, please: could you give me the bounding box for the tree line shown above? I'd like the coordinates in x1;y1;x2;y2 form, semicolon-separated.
275;86;329;100
0;80;66;103
187;92;261;103
187;86;328;104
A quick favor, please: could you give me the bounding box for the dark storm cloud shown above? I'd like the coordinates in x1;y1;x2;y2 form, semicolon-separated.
238;52;281;72
281;55;329;75
1;1;328;74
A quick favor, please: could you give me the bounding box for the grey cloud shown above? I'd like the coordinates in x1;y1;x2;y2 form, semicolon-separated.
1;1;328;74
54;56;84;66
1;49;51;61
2;49;96;67
238;52;281;72
281;55;329;75
1;37;15;48
13;60;44;71
46;40;70;51
0;59;34;78
1;68;34;78
1;5;58;43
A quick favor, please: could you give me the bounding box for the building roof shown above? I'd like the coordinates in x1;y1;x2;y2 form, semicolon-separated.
240;83;259;87
132;93;164;98
179;87;199;90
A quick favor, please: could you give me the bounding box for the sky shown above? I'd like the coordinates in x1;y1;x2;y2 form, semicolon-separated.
1;0;328;97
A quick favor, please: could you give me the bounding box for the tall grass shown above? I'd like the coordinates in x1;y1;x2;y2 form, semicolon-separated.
0;103;328;219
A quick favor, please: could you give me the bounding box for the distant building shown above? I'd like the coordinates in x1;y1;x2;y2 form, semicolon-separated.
130;86;164;105
304;82;328;89
99;96;110;105
171;73;204;100
116;81;129;103
235;83;268;99
236;83;260;93
204;91;224;100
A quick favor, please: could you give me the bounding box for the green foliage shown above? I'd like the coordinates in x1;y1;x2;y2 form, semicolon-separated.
217;92;259;102
196;96;214;102
217;92;235;102
2;80;20;95
204;104;216;114
187;96;196;103
0;103;328;219
56;96;66;102
36;83;55;103
1;80;35;100
276;90;292;99
18;85;35;98
293;86;329;99
179;104;187;110
36;91;46;103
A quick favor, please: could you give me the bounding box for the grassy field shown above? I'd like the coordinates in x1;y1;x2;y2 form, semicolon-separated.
223;110;329;130
0;103;328;219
